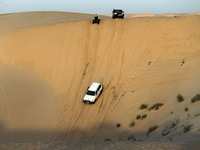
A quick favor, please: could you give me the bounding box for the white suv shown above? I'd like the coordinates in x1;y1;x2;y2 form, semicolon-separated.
83;82;103;104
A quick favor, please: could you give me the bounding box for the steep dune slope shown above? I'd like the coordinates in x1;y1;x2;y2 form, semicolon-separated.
0;12;200;143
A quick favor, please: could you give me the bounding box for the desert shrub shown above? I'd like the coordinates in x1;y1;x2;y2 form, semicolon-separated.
162;131;170;136
177;94;184;103
155;103;164;110
191;94;200;103
104;138;111;141
196;94;200;99
116;123;121;128
128;135;136;141
185;107;188;112
195;114;200;117
148;103;164;111
142;114;147;119
147;125;158;135
170;122;176;129
129;121;135;127
140;104;148;110
184;124;193;133
170;118;180;129
191;97;196;103
136;115;141;120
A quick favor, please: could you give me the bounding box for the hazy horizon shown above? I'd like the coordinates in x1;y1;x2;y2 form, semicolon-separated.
0;0;200;15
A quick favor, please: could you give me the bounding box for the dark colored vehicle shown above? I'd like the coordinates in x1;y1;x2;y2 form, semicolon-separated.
93;15;100;24
112;9;124;19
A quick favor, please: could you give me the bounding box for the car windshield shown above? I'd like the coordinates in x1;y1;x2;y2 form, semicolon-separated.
86;90;95;96
115;10;123;13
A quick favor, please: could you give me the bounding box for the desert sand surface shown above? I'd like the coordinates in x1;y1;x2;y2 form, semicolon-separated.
0;141;200;150
0;11;200;149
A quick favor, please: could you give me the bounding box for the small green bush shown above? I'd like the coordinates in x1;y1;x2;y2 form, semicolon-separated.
140;104;148;110
128;135;136;141
129;121;135;127
147;125;158;135
177;94;184;103
148;103;164;111
169;118;180;129
191;94;200;103
185;107;188;112
170;122;176;129
116;123;121;128
195;114;200;117
136;115;141;120
191;97;196;103
104;138;111;141
142;114;147;119
184;124;193;133
162;131;170;136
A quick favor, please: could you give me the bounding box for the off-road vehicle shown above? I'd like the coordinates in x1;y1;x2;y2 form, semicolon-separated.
83;82;103;104
92;15;100;24
112;9;124;19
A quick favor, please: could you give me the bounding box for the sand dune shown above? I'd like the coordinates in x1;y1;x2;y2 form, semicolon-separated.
125;13;200;18
0;12;200;149
0;11;109;35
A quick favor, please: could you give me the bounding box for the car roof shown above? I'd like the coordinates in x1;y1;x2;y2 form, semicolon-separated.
88;82;101;91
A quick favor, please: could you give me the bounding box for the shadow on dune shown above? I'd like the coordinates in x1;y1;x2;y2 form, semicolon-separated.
0;120;136;143
0;121;200;150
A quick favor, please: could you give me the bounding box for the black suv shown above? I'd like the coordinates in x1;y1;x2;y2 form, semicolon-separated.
112;9;124;19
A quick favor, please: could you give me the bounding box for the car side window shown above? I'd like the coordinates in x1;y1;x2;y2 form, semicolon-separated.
97;85;101;92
